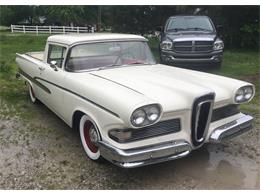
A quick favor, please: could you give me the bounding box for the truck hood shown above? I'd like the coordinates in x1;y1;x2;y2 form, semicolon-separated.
90;64;249;112
165;33;217;42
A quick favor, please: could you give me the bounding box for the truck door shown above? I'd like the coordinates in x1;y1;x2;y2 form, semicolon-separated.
36;43;68;120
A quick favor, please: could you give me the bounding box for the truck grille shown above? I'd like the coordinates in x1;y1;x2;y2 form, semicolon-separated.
173;41;213;53
191;93;215;147
211;104;240;122
109;119;181;143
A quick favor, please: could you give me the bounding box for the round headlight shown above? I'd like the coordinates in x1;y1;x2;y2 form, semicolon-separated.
235;86;254;103
235;88;244;102
244;87;253;100
160;41;172;50
146;106;160;121
131;104;162;127
213;41;224;50
131;109;146;126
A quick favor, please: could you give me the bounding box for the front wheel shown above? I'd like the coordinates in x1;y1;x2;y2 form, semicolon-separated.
79;115;102;161
214;62;222;69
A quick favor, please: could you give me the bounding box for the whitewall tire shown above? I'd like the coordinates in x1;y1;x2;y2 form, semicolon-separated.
79;115;101;161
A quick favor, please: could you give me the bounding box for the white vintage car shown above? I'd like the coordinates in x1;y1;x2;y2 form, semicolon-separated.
16;34;255;168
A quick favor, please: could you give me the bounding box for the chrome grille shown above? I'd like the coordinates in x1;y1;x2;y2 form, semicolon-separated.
191;94;215;147
173;41;213;53
109;119;181;143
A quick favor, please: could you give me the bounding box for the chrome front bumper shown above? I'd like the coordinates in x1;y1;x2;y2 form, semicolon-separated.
99;114;253;168
209;115;253;143
98;140;192;168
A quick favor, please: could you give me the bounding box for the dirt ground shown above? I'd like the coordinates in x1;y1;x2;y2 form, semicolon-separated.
0;96;259;190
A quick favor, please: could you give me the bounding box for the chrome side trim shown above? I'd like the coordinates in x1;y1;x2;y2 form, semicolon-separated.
98;140;192;168
34;77;120;118
18;68;120;118
209;115;253;143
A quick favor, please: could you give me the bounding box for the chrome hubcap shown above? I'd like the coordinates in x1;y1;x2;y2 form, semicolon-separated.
89;126;99;145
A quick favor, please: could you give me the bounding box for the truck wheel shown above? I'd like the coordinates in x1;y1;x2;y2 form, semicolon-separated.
214;62;222;69
79;115;102;161
28;83;38;104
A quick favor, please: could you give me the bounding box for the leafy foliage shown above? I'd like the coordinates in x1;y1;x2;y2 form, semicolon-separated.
0;5;259;49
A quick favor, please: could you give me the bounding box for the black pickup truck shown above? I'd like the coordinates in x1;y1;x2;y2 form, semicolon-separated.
157;15;224;68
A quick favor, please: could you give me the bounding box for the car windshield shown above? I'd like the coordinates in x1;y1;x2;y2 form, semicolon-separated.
66;41;156;71
166;17;214;32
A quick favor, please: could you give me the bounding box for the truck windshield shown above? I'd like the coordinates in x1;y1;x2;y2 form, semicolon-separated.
66;41;156;71
166;17;214;32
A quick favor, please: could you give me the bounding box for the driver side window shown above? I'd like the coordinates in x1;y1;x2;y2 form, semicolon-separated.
47;44;67;68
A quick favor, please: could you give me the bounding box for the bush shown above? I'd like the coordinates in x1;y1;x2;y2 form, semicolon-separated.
240;23;260;49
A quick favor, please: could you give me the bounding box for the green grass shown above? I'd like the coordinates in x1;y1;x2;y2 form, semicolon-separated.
0;32;48;119
0;31;259;119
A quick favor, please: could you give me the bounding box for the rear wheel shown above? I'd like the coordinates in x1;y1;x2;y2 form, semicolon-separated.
79;115;102;161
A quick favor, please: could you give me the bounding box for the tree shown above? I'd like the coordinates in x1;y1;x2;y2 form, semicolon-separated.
0;6;15;26
42;6;85;26
0;5;35;26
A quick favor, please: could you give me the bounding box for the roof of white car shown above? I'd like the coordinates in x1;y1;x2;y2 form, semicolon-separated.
47;33;147;45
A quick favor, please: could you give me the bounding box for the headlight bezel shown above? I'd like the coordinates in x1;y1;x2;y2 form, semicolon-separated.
234;85;255;103
160;41;173;50
130;104;162;127
213;40;224;50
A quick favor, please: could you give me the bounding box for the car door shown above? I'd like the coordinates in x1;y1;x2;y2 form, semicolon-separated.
36;43;68;119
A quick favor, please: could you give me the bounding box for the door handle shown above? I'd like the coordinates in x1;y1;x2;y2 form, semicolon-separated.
38;66;45;71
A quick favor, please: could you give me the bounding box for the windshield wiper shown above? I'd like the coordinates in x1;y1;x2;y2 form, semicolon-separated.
96;62;151;71
96;64;122;70
186;27;212;32
126;61;150;65
167;28;187;32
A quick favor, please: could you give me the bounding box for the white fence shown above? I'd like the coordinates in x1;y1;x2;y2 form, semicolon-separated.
10;25;94;34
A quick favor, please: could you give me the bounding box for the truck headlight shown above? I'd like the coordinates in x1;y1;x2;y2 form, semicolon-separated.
160;41;172;50
213;40;224;50
130;104;161;127
131;109;146;125
235;86;254;103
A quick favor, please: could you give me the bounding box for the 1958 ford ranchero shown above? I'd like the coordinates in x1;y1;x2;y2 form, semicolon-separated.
16;34;255;168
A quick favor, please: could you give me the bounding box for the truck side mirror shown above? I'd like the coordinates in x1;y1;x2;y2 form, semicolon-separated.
216;25;224;38
50;60;58;71
217;25;223;31
155;26;164;32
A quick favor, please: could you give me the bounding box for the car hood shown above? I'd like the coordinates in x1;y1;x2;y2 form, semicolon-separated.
165;33;217;42
90;64;250;112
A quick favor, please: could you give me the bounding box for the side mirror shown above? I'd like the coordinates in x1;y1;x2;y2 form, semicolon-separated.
216;25;224;38
217;25;223;32
155;26;163;32
50;60;58;71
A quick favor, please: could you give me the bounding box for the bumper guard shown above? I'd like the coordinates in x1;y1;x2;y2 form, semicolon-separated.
209;115;253;143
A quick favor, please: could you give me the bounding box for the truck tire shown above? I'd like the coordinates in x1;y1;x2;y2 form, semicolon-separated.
214;62;222;69
79;114;104;162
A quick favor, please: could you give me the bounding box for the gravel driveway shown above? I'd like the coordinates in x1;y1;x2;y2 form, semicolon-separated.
0;97;259;189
